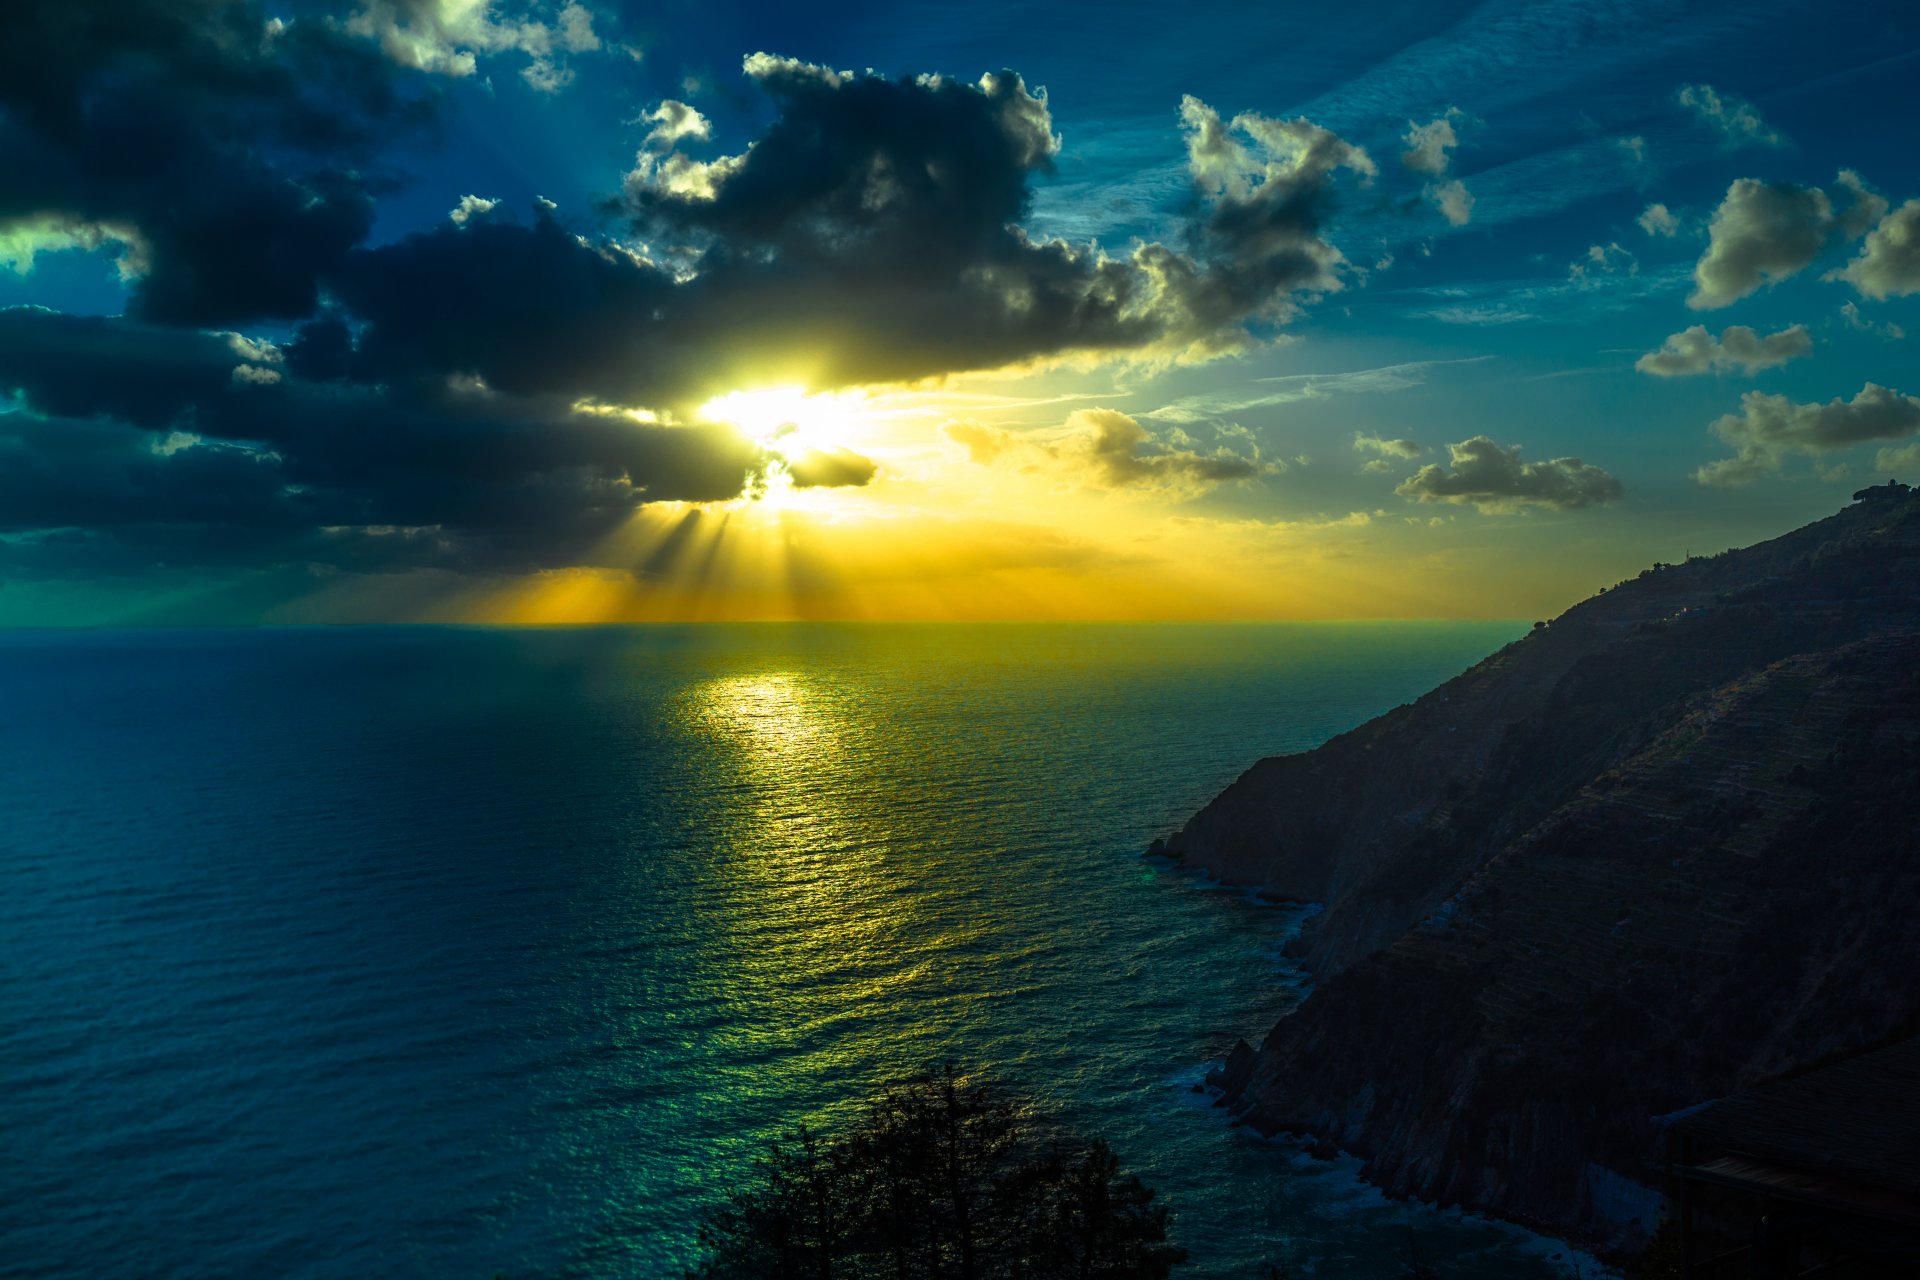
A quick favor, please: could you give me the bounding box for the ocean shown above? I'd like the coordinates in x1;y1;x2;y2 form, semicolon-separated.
0;623;1599;1279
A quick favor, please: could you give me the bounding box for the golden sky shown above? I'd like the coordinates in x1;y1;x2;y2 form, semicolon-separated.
4;3;1915;626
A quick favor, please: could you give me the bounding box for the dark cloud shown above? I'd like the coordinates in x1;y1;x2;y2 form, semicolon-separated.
0;18;1374;588
322;55;1377;408
786;447;879;489
612;61;1161;388
1396;437;1623;513
0;413;307;535
0;306;762;576
1167;95;1376;343
0;0;440;326
284;315;357;381
329;207;684;401
603;61;1372;390
0;307;238;425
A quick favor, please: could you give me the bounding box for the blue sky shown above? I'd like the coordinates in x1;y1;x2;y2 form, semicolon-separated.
2;1;1917;622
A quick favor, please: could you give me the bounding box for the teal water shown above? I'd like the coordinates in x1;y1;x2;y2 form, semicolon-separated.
0;623;1596;1278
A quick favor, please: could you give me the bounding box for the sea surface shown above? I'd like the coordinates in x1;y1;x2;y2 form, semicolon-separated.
0;623;1600;1279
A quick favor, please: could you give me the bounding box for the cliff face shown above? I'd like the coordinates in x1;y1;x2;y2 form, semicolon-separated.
1164;487;1920;1249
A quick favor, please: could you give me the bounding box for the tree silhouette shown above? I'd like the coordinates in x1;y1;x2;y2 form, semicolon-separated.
688;1125;856;1280
1019;1140;1183;1279
686;1065;1187;1280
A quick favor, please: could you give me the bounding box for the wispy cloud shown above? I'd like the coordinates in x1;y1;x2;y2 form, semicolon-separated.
1139;357;1492;423
1391;263;1692;326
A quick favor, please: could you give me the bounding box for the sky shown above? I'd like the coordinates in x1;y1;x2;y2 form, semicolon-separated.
2;0;1918;624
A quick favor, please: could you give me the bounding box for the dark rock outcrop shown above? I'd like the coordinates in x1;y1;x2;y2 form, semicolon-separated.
1203;1039;1256;1096
1165;488;1920;1251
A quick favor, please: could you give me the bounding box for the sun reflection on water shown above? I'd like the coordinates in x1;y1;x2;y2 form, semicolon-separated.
677;669;932;1077
689;673;830;760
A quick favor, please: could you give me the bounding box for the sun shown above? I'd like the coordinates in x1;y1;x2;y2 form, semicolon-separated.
700;385;867;456
698;385;886;510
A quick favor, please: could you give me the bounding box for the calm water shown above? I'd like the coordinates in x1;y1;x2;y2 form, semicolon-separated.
0;623;1595;1279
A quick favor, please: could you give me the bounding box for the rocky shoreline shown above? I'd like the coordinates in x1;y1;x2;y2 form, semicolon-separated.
1161;485;1920;1256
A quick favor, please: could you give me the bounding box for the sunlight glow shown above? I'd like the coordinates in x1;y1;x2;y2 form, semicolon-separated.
702;385;870;454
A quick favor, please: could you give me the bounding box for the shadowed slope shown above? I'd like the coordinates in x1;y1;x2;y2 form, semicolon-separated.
1162;485;1920;1249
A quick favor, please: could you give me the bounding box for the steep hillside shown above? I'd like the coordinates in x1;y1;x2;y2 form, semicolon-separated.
1163;484;1920;1248
1160;482;1920;977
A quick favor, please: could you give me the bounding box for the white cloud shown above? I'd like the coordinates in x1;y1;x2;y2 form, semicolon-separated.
638;100;711;150
1839;301;1906;341
1355;433;1423;472
1180;97;1376;203
1873;440;1920;473
1828;198;1920;300
1428;178;1475;227
1675;83;1783;149
1396;437;1623;512
1637;203;1679;237
1833;170;1891;240
1635;323;1811;376
1400;111;1473;226
946;408;1268;494
1570;241;1637;282
448;194;499;226
1615;135;1649;176
742;52;851;88
1687;171;1882;309
624;100;742;202
223;333;285;364
1695;382;1920;485
1401;111;1462;176
0;214;149;280
345;1;605;92
1353;433;1423;459
556;2;598;53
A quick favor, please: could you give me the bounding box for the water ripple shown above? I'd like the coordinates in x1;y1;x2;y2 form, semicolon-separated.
0;623;1602;1279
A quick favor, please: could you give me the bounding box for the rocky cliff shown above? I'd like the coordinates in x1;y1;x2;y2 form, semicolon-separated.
1162;484;1920;1251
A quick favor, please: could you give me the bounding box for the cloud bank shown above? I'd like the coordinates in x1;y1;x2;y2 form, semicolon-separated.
0;2;1380;583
